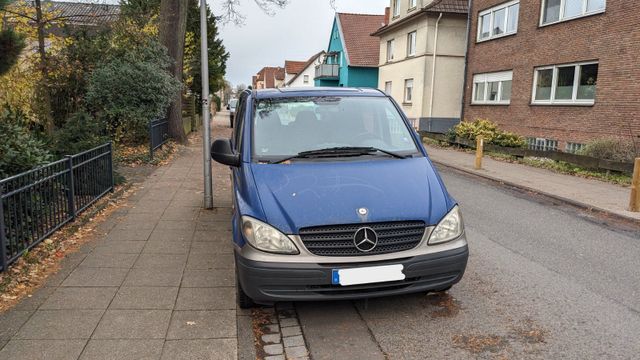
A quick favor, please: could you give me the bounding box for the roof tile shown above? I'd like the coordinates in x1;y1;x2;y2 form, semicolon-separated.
337;13;385;67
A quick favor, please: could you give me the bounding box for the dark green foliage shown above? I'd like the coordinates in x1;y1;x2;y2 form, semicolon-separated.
120;0;161;24
51;111;109;157
48;28;112;127
185;0;229;100
0;28;25;76
0;108;52;179
0;0;26;76
85;41;181;144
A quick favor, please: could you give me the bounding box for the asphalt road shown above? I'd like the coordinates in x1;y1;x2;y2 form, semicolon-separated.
294;166;640;359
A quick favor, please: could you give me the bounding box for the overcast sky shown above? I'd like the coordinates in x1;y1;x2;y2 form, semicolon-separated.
215;0;389;87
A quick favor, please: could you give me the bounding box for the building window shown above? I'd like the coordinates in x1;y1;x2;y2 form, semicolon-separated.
541;0;606;26
404;79;413;103
478;1;519;42
407;31;417;57
528;138;558;151
532;62;598;105
409;0;417;10
385;81;392;95
386;39;395;62
303;75;309;84
392;0;400;17
472;71;512;105
565;142;585;153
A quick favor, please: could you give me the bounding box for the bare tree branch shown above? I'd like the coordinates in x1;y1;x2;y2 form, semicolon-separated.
219;0;289;25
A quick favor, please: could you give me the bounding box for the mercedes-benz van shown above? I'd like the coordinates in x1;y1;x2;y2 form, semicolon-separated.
210;87;468;308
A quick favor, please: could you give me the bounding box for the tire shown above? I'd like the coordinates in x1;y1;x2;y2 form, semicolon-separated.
236;276;255;309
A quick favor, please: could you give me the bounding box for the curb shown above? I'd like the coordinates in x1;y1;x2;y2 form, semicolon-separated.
432;160;640;226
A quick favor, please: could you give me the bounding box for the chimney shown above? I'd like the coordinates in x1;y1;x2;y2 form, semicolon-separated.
384;7;390;25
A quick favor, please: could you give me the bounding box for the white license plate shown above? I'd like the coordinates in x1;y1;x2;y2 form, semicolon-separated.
331;264;405;286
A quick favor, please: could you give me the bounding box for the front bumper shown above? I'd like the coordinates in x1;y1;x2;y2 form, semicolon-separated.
235;245;469;304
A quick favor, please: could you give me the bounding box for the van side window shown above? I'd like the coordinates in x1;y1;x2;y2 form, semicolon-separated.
233;94;247;150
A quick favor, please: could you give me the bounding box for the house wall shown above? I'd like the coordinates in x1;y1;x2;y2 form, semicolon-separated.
377;10;466;122
345;67;379;88
288;56;324;88
315;19;347;87
464;0;640;149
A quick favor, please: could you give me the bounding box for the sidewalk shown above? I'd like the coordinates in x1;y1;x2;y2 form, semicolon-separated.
425;145;640;223
0;114;237;359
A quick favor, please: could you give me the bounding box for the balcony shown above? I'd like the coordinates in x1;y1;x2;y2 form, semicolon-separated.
314;63;339;80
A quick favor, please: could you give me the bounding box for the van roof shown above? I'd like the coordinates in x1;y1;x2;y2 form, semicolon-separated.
254;87;386;100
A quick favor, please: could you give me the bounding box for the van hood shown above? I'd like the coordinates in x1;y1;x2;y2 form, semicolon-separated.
250;157;454;234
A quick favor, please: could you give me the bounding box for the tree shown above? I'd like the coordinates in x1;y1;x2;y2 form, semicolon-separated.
0;0;25;75
158;0;189;143
184;0;229;108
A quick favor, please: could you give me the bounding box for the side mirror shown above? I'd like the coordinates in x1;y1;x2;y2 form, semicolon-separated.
210;138;241;167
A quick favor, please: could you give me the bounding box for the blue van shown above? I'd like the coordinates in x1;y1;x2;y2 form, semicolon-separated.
210;87;468;308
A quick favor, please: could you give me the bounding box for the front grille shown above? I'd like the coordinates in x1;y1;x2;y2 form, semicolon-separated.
299;221;425;256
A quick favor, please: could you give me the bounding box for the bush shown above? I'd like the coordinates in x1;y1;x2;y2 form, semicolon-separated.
0;108;52;179
85;40;181;145
579;138;638;163
52;111;109;157
454;119;526;148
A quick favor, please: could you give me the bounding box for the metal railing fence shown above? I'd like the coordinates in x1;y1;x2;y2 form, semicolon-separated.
149;118;169;158
0;143;114;271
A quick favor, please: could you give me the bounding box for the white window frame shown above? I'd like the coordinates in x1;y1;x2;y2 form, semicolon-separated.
531;61;598;105
386;39;395;62
404;79;414;103
409;0;417;10
303;75;309;84
477;0;519;42
392;0;400;17
540;0;606;26
407;31;417;57
384;81;392;95
471;70;513;105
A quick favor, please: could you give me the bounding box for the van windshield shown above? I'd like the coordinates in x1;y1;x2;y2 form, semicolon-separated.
252;96;419;161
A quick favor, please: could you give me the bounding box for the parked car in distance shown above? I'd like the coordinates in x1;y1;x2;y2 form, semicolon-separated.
227;99;238;128
210;87;468;308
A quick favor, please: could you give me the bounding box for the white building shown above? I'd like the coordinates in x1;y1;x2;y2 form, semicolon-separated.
285;51;326;88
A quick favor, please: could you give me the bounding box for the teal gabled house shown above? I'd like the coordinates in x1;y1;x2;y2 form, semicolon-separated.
315;13;385;88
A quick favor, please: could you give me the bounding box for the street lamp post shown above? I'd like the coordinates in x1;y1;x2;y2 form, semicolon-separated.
200;0;213;209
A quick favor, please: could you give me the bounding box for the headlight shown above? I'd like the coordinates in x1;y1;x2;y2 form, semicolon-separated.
428;206;464;245
241;216;299;254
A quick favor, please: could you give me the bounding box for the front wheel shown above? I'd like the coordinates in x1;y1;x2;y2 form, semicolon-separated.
236;276;255;309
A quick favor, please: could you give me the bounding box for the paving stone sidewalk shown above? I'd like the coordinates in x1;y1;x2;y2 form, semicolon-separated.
0;114;237;359
425;144;640;222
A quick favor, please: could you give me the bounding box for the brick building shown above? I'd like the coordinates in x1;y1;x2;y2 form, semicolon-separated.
463;0;640;152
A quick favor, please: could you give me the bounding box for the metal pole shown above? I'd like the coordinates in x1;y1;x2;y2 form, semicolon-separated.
200;0;213;209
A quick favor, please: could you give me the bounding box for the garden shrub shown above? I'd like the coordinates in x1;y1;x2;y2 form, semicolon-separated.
579;138;638;163
52;111;109;157
85;40;180;145
454;119;526;148
0;108;52;179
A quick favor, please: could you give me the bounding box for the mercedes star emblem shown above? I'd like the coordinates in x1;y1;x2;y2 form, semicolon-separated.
353;227;378;252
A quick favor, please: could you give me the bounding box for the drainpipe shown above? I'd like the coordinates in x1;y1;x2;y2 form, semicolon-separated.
428;12;443;119
460;0;472;123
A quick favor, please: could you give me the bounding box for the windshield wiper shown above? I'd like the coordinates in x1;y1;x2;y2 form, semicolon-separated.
271;147;407;164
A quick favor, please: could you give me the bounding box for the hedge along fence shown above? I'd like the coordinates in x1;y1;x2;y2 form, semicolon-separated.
421;132;635;174
0;143;114;271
